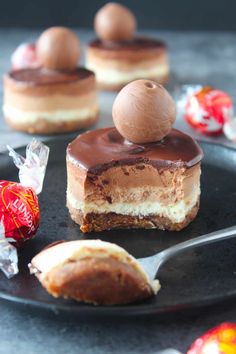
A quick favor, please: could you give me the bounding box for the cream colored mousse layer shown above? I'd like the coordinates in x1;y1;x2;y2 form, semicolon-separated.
67;159;201;225
30;240;160;294
3;90;98;124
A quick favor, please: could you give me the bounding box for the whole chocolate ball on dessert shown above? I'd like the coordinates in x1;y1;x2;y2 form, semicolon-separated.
37;27;80;70
112;79;176;143
94;2;136;41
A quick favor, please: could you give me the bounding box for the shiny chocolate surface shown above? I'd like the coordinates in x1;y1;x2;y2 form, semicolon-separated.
88;37;166;51
8;67;94;86
67;127;203;173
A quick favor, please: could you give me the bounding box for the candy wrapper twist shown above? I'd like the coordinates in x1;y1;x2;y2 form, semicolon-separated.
0;139;49;278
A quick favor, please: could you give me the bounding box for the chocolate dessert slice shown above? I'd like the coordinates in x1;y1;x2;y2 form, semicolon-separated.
30;240;160;305
87;38;169;91
3;27;99;134
86;3;169;91
67;80;203;233
4;67;98;134
67;127;202;232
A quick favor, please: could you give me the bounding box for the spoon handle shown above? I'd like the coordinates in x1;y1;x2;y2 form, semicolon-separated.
159;225;236;269
138;226;236;280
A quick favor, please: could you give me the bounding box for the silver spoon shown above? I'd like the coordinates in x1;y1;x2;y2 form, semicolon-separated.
138;225;236;281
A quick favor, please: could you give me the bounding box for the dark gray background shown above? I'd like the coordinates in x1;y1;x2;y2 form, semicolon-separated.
1;0;236;30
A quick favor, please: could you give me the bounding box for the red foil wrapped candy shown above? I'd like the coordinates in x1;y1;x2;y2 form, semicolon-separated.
0;181;40;245
0;139;49;278
178;86;233;136
187;322;236;354
11;43;40;70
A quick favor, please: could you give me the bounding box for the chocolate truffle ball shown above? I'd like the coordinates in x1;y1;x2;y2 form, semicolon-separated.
112;80;176;144
94;2;136;41
37;27;80;70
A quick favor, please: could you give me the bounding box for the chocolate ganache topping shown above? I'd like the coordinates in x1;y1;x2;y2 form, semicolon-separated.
88;37;166;52
67;127;203;174
7;67;94;86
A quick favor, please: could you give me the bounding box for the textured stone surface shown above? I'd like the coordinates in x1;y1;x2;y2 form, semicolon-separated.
0;29;236;354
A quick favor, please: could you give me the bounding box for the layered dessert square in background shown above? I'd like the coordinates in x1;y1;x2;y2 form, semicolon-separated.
67;80;203;232
86;3;169;91
3;27;99;134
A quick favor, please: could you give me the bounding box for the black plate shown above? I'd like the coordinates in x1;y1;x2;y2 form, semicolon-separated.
0;138;236;317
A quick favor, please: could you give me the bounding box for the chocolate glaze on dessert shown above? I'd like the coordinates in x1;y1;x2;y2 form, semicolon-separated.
88;37;166;51
68;127;203;174
7;67;94;86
